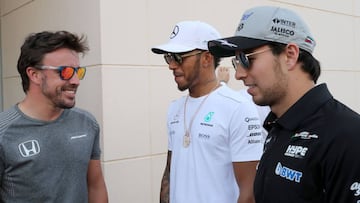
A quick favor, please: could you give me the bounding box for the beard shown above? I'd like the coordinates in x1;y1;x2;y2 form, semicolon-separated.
253;60;288;107
41;75;77;109
177;57;201;92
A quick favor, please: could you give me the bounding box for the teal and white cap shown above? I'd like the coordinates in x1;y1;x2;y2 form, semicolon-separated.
208;6;316;57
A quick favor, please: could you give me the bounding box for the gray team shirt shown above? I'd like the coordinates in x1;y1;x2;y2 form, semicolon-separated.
0;105;101;202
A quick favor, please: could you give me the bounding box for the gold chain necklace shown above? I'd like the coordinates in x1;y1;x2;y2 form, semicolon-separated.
183;83;220;148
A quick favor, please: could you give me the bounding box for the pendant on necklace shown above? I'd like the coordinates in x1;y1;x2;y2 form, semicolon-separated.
183;132;190;148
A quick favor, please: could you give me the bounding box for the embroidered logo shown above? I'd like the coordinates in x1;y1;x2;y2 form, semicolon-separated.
18;140;40;157
245;117;259;122
275;162;303;183
170;25;179;39
204;112;214;122
70;134;88;140
305;36;315;45
170;114;180;125
350;182;360;196
241;12;254;21
284;145;308;158
216;39;237;48
248;124;261;130
292;131;318;139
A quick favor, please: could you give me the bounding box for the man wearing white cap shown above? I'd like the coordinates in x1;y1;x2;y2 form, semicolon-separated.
208;5;360;203
152;21;263;203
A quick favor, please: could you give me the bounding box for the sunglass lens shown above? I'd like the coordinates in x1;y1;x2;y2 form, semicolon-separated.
174;54;182;64
164;54;171;64
239;53;249;68
77;67;86;80
164;54;182;65
61;67;75;80
231;58;238;70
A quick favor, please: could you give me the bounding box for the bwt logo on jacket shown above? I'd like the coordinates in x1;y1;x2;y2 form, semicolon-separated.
18;140;40;157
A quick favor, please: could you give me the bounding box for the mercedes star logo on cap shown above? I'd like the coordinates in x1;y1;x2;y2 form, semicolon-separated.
170;25;179;39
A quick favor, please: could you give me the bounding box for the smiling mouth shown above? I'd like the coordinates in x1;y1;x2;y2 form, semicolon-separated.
62;87;77;96
65;90;76;93
245;83;256;88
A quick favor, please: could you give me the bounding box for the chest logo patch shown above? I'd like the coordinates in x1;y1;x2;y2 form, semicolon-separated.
350;182;360;197
204;112;214;122
284;145;308;158
18;140;40;158
292;131;318;139
200;112;215;127
275;162;303;183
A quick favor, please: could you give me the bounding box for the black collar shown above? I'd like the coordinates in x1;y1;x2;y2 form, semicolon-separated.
264;83;333;131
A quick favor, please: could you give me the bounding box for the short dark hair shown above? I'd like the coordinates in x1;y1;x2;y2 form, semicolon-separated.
17;31;89;92
213;56;221;69
268;42;321;83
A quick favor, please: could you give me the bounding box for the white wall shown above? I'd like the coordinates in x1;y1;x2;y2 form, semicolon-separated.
1;0;360;202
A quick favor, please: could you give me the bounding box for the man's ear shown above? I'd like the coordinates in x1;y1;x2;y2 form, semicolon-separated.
284;43;300;70
201;51;213;68
26;67;42;85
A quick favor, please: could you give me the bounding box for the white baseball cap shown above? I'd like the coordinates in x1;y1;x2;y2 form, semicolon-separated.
152;20;221;54
208;6;316;57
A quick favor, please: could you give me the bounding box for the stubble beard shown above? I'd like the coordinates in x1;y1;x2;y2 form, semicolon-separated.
177;57;201;92
255;60;287;107
41;77;76;109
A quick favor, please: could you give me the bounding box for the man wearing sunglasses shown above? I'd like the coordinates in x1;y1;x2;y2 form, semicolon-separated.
0;31;108;202
152;21;263;203
208;5;360;203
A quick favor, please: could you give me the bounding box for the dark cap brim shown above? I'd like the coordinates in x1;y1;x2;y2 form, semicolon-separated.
151;48;167;54
151;43;197;54
208;36;269;57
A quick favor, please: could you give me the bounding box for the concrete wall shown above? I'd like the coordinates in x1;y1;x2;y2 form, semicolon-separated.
1;0;360;202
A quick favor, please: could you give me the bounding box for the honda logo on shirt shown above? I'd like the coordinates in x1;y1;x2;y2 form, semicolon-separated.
18;140;40;157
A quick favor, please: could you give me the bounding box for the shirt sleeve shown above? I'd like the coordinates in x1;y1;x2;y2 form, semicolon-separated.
229;100;263;162
90;119;101;160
